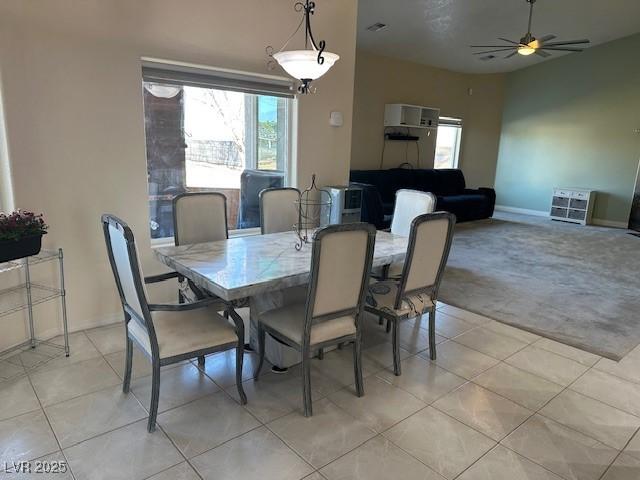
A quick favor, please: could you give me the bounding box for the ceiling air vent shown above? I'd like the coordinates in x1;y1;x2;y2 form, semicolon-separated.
366;22;387;32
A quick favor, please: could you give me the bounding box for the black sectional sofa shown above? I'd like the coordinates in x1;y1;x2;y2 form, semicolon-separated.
350;168;495;228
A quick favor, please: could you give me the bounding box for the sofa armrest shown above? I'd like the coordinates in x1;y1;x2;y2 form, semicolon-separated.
477;187;496;217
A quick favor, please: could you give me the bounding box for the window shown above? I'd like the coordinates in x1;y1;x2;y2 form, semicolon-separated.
434;117;462;169
141;62;294;240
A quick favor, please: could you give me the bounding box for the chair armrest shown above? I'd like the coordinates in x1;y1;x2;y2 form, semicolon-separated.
148;297;228;312
144;272;181;284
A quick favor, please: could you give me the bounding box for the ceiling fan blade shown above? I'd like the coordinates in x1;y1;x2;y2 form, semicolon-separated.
540;47;584;52
470;45;518;48
535;50;551;58
498;37;523;45
504;51;518;59
537;34;557;43
543;39;590;46
473;48;517;55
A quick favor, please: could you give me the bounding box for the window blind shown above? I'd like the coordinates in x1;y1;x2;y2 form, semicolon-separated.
142;60;295;98
439;117;463;127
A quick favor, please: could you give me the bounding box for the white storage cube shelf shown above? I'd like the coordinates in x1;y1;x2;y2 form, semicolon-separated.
550;188;596;226
384;104;440;129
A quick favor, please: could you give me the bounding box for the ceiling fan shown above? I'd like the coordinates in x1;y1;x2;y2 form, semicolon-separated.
471;0;590;60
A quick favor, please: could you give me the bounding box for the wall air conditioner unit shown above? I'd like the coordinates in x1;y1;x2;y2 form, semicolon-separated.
384;104;440;129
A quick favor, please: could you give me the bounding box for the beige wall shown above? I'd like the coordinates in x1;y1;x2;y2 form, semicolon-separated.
0;0;358;351
351;50;505;188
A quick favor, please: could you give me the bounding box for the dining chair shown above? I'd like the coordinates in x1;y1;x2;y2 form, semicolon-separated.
259;187;301;234
173;191;229;246
172;192;236;363
382;189;437;279
374;189;438;328
253;223;376;416
102;214;247;432
366;212;455;376
173;192;229;303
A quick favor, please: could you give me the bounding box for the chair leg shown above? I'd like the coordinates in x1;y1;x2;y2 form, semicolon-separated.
147;360;161;433
378;315;384;326
236;342;247;404
317;348;324;360
353;336;364;397
302;349;313;417
197;355;205;367
253;324;266;380
429;309;437;361
391;318;402;376
123;337;133;393
386;318;391;333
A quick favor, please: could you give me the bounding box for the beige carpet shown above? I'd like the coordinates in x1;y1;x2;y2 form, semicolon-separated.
439;212;638;360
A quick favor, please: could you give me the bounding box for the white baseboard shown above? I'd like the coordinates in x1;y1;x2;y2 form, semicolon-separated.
592;218;629;229
495;205;629;229
495;205;548;217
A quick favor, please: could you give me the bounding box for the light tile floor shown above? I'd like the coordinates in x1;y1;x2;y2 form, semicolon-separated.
2;303;640;479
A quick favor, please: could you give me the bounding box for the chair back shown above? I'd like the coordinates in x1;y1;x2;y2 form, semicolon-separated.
173;192;228;245
390;189;436;237
101;214;157;356
397;212;455;305
260;187;301;234
305;223;376;340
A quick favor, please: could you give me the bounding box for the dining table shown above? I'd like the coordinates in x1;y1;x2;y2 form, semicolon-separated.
154;228;409;368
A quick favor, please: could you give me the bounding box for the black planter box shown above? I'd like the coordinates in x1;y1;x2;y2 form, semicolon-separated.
0;235;43;263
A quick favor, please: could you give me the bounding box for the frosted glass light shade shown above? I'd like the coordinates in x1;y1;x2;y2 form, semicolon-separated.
273;50;339;80
144;83;181;98
517;45;536;56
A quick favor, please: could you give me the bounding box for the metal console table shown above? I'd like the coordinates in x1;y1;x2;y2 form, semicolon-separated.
0;248;69;358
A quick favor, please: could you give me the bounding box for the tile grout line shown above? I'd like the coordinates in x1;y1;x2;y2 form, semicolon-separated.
23;365;78;480
4;315;635;480
597;425;640;480
493;361;623;478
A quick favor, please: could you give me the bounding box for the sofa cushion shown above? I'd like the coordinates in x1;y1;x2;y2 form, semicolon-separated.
432;169;466;196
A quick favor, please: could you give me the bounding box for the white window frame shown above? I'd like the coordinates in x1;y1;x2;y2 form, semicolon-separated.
435;117;463;169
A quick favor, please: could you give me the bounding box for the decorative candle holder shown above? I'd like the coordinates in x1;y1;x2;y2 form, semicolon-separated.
294;174;332;250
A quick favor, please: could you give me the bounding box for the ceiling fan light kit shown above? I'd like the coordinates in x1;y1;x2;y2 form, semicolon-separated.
471;0;590;61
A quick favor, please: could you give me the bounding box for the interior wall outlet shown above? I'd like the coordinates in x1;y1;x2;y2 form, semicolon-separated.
329;111;343;127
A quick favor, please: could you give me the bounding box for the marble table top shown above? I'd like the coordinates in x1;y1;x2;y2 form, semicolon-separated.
153;230;409;301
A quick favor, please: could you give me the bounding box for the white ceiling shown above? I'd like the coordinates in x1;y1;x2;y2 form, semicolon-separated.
356;0;640;74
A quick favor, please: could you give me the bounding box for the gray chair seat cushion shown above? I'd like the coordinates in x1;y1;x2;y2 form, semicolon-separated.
129;305;237;360
260;302;356;346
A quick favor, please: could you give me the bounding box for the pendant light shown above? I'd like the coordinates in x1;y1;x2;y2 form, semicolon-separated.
268;1;339;94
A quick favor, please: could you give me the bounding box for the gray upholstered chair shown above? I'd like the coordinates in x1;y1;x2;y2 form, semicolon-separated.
253;223;376;416
390;189;437;237
259;187;301;235
172;192;236;363
366;212;455;376
375;189;437;329
102;214;246;432
173;191;228;246
173;192;229;304
383;189;437;279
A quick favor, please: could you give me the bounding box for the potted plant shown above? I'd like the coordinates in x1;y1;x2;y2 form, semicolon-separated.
0;210;48;263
